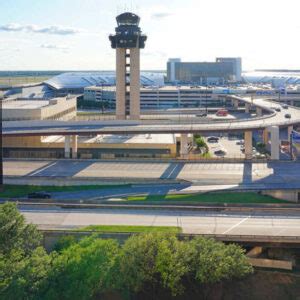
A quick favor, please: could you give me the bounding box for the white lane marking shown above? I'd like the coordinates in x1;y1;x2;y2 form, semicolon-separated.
29;162;57;177
222;216;250;234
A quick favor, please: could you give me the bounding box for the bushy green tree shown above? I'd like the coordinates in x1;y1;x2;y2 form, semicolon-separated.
41;236;120;300
116;233;192;297
0;202;41;256
0;202;50;300
188;237;252;284
116;234;253;298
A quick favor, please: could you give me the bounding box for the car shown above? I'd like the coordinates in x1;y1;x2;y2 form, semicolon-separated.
28;192;51;199
236;140;244;145
214;149;226;156
281;104;288;109
255;153;266;159
207;136;219;143
275;107;281;112
285;113;291;119
197;113;207;117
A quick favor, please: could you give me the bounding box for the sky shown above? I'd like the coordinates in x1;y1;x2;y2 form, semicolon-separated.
0;0;300;71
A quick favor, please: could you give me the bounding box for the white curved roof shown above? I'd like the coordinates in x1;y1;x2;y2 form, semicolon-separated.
44;71;165;90
243;71;300;85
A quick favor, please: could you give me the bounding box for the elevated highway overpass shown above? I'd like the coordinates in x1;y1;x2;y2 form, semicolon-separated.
3;96;300;160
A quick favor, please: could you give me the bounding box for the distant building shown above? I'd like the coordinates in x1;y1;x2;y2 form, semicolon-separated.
167;58;181;82
216;57;242;81
84;85;226;109
2;96;77;121
167;57;242;84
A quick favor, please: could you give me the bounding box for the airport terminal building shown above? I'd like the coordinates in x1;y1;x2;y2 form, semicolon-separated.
167;57;242;84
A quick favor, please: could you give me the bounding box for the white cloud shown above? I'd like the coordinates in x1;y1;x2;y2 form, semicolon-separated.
151;12;173;20
0;23;80;35
40;44;69;50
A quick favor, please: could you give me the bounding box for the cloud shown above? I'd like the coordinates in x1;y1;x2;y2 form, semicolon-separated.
142;50;167;57
0;23;80;35
151;12;173;19
40;44;69;50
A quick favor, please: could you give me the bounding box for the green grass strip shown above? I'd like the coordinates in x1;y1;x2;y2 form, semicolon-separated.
0;184;131;198
127;192;286;204
78;225;182;234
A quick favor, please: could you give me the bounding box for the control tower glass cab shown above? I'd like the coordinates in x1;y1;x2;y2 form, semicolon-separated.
109;12;147;120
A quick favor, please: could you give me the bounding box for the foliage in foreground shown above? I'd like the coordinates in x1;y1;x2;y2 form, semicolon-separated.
0;202;253;300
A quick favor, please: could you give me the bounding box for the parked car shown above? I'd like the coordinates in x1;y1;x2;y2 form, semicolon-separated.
285;113;291;119
255;153;266;159
214;149;226;156
281;104;288;109
236;140;244;145
28;192;51;199
207;136;219;143
216;109;228;116
197;113;207;117
275;107;281;112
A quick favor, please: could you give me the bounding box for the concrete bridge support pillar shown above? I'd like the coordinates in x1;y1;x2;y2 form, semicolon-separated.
263;128;269;145
244;131;253;160
64;136;71;159
270;126;280;160
245;103;251;114
72;135;78;159
234;99;239;109
256;107;263;116
180;133;189;159
288;125;293;142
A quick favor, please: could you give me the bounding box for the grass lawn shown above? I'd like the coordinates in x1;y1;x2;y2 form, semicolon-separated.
78;225;182;234
0;76;50;86
0;184;131;198
126;192;287;204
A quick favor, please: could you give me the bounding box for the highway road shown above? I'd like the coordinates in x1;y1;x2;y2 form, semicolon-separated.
3;97;300;136
5;159;300;186
21;207;300;236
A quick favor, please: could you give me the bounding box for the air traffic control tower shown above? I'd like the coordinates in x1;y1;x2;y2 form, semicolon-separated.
109;12;147;120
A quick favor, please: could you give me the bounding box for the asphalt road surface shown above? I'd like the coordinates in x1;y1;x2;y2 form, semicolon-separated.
21;207;300;236
5;159;300;185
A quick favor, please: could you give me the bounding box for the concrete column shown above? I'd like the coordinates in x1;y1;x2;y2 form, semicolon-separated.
270;126;280;160
244;131;253;160
245;103;251;114
288;125;293;142
64;136;71;159
129;47;140;120
234;99;239;109
72;135;78;159
116;48;126;120
256;107;263;116
262;128;269;145
180;133;189;159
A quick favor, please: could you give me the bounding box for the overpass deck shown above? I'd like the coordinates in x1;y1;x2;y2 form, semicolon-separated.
3;97;300;136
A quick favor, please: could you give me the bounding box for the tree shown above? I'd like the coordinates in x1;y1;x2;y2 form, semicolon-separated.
116;233;192;297
0;202;50;300
41;236;120;300
187;237;253;298
1;247;53;300
0;202;41;256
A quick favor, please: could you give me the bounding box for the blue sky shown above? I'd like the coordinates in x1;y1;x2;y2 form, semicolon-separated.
1;0;300;71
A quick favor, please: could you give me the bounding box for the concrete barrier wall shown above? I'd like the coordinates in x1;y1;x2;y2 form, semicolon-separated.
262;190;300;203
249;258;293;270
